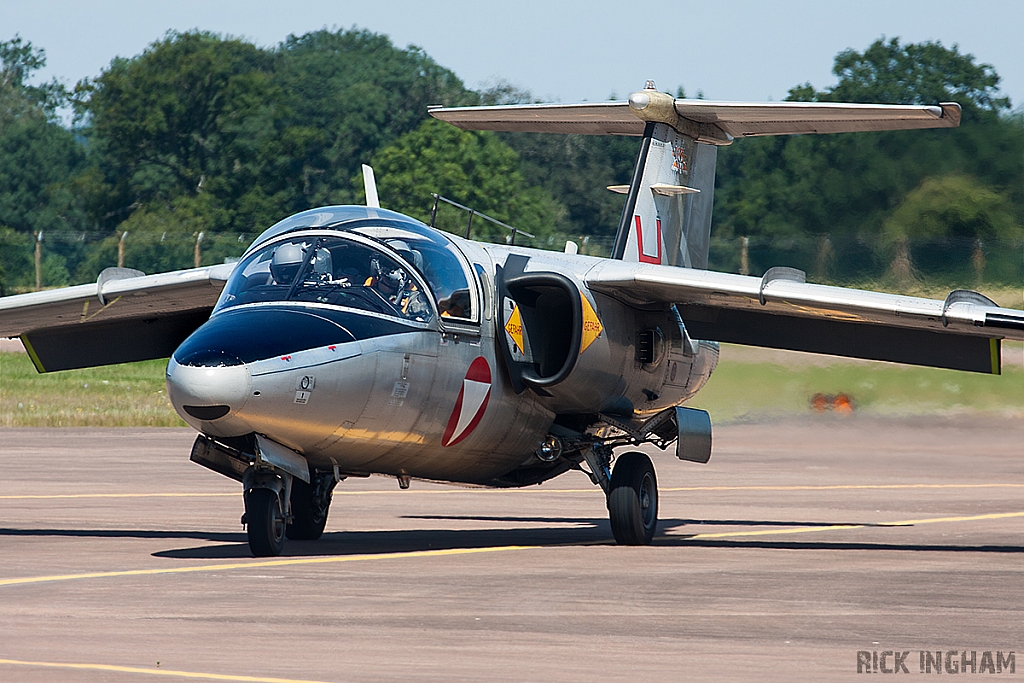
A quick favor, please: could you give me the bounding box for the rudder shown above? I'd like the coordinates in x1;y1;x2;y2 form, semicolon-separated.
612;120;717;269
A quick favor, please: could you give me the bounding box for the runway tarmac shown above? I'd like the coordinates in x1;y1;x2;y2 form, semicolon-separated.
2;416;1023;682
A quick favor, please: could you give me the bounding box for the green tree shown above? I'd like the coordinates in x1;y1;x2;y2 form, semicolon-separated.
275;28;471;208
76;31;299;232
370;118;566;242
880;174;1022;284
0;36;90;291
884;174;1020;241
0;34;66;115
713;37;1024;281
477;82;637;239
795;37;1010;119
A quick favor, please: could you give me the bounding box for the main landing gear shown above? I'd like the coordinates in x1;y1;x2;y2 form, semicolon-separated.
581;446;659;545
242;467;338;557
608;452;658;545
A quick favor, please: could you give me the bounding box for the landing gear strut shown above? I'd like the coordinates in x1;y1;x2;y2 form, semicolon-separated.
607;451;659;545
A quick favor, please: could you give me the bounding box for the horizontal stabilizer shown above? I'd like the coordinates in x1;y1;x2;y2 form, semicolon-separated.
430;96;960;145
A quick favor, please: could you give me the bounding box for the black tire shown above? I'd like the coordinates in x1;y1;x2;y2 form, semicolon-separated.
286;476;331;541
246;488;285;557
607;451;658;545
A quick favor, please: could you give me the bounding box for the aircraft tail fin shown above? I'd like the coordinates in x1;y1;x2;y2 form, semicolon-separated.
610;115;717;268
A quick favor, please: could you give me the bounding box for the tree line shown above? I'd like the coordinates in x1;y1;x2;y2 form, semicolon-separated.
0;29;1021;293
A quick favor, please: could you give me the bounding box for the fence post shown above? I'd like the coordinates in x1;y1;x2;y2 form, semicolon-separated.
740;236;749;276
972;238;985;285
194;231;204;268
118;231;127;268
34;231;42;291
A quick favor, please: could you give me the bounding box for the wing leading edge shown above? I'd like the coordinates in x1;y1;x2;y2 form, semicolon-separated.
0;264;233;372
586;260;1024;374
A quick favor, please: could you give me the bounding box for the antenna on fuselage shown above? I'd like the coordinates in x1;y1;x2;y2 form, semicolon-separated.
361;164;380;208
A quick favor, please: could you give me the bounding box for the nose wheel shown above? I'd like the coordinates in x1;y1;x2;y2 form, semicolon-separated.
245;487;286;557
607;451;658;545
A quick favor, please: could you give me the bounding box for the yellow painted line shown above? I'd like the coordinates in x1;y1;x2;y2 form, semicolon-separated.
0;658;333;683
0;545;536;588
877;510;1024;527
685;510;1024;540
689;525;864;539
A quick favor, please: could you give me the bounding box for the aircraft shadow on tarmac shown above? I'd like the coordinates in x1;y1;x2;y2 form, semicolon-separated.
141;514;1024;560
3;518;1020;560
0;527;242;543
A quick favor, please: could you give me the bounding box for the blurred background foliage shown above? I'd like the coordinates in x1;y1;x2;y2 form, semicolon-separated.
0;30;1020;298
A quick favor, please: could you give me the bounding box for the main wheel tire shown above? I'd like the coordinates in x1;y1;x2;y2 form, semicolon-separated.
246;488;286;557
607;451;658;545
286;476;331;541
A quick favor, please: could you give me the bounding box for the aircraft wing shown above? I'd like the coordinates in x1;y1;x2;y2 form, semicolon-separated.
585;260;1024;374
430;99;960;141
0;264;234;372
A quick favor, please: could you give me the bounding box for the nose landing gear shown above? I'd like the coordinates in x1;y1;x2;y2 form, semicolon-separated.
245;486;287;557
242;466;339;556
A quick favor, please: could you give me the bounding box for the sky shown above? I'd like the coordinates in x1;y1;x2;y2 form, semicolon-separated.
2;0;1022;108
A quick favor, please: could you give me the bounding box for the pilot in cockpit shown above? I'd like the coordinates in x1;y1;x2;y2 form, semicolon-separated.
269;242;306;286
365;256;430;320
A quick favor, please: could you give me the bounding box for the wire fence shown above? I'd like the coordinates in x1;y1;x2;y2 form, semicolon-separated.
2;228;1022;295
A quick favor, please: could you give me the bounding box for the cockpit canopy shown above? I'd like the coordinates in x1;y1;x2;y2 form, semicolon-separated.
215;208;477;323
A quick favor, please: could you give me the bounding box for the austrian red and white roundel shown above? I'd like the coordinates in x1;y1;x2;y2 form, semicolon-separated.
442;356;491;447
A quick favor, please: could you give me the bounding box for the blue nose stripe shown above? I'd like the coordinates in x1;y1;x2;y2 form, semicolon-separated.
173;306;420;367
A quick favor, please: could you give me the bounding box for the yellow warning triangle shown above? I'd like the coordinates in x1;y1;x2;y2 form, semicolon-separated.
504;304;524;354
580;294;603;354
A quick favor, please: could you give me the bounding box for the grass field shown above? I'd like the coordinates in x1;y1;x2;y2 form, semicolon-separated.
1;343;1022;427
0;354;185;427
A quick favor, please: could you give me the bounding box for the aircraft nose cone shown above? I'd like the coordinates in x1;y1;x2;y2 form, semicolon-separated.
166;357;253;436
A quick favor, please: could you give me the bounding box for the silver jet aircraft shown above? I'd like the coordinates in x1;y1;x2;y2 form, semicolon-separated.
2;84;1022;556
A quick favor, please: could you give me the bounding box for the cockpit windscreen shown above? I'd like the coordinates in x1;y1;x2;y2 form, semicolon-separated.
215;236;434;323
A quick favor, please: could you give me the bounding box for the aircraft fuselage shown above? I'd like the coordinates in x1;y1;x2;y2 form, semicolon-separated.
165;207;718;488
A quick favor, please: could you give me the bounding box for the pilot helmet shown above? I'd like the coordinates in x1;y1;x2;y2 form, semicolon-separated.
270;242;305;284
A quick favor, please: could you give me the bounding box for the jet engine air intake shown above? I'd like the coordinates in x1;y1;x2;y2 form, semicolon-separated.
506;273;582;389
495;255;583;394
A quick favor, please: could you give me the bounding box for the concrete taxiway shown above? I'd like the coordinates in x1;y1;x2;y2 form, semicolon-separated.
1;417;1023;682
